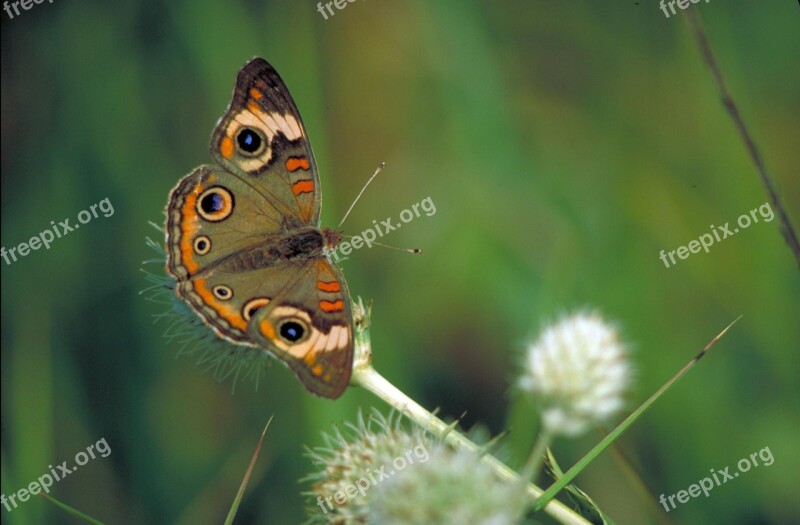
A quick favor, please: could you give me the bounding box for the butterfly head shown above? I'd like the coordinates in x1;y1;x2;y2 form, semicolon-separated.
321;228;344;250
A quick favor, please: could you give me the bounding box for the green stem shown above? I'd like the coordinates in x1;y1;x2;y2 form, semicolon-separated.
351;365;592;525
519;427;553;484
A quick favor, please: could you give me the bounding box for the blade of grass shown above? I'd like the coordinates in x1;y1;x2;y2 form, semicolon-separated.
533;316;741;511
39;493;104;525
546;449;619;525
224;416;274;525
682;9;800;268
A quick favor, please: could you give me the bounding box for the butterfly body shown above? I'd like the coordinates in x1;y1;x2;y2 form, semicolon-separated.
201;227;340;274
165;58;353;399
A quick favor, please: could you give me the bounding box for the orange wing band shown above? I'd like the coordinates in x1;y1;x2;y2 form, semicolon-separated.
316;280;341;293
292;180;315;195
319;300;344;312
286;157;310;172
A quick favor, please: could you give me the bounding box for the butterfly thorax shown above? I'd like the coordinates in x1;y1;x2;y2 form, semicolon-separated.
212;227;333;273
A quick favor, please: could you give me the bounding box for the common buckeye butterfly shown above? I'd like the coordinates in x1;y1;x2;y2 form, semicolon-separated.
165;58;353;398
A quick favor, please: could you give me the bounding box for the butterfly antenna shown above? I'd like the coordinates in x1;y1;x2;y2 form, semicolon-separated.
341;235;421;255
338;162;385;228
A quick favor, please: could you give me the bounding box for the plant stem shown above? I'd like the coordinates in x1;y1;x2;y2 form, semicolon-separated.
351;365;592;525
519;427;553;484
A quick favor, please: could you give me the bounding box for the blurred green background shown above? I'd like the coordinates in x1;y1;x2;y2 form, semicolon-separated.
2;1;798;524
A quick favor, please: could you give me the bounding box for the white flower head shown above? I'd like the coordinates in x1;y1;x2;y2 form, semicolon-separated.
304;410;435;524
519;311;632;437
367;445;525;525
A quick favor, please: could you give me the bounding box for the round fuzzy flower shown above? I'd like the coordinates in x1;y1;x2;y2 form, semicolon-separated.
366;445;525;525
304;411;524;525
519;311;631;437
304;410;436;524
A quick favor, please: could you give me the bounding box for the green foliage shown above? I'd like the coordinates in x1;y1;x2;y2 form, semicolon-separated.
2;1;798;524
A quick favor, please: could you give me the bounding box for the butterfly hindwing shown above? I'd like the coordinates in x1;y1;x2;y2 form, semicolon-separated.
249;258;353;398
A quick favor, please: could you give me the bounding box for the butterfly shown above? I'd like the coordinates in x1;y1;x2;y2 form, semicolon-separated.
165;57;353;399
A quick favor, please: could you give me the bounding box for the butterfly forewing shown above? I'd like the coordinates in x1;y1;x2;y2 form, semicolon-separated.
210;58;322;226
